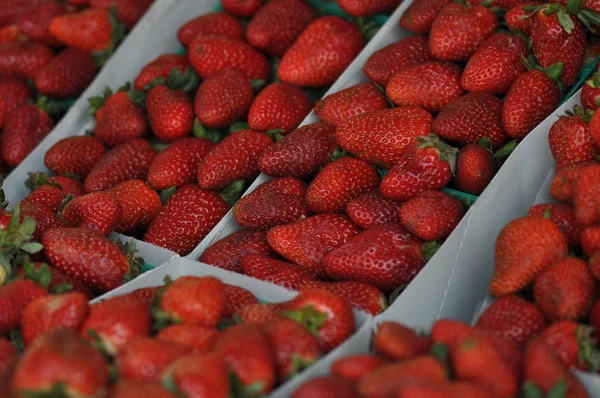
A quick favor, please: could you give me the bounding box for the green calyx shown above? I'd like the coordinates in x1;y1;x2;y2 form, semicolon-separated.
36;96;68;120
286;354;317;381
416;134;459;175
19;382;74;398
493;140;518;160
160;187;177;205
522;379;568;398
114;238;143;283
220;180;245;207
230;122;250;134
144;67;200;93
284;305;328;336
92;5;126;68
193;119;222;143
0;177;7;209
24;173;64;192
88;86;113;116
230;371;266;398
22;261;52;290
565;104;593;122
587;70;600;88
421;241;441;262
576;324;600;371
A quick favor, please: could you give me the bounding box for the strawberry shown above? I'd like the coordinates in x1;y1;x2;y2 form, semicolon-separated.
315;83;389;127
188;35;270;81
551;162;591;203
306;157;379;213
336;106;434;169
297;280;387;315
177;12;245;47
116;338;191;382
582;71;600;111
157;324;220;353
0;24;20;45
590;103;600;145
84;138;156;192
432;92;506;149
43;227;139;293
112;381;177;398
454;142;494;194
199;230;274;273
89;0;153;30
476;295;547;346
399;0;454;34
583;227;600;263
374;322;430;360
397;381;495;398
549;110;599;172
248;83;313;134
233;177;310;230
105;179;161;235
147;137;213;190
222;0;263;17
278;16;364;87
223;284;258;318
246;0;317;57
17;262;94;299
196;129;272;190
242;254;318;290
338;0;402;16
20;292;89;346
133;54;190;91
399;190;465;241
0;337;18;373
258;121;337;179
144;185;229;255
0;76;32;129
162;354;230;398
331;354;386;382
0;279;48;336
0;40;54;79
146;85;194;142
529;203;583;248
2;104;53;167
575;164;600;226
386;61;464;113
22;184;65;212
44;136;106;178
49;8;118;52
503;67;562;139
93;91;149;148
506;2;543;35
12;329;109;397
125;286;160;305
429;3;499;62
286;289;355;352
489;216;569;296
194;69;255;130
43;175;84;197
380;135;457;201
20;202;68;241
293;376;359;398
236;302;286;324
324;223;426;293
35;47;96;98
345;190;400;230
540;321;600;370
266;213;360;277
62;192;122;235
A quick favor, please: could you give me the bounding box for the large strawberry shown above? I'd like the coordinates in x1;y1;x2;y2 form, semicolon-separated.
399;0;454;34
16;0;66;46
548;108;599;171
506;2;543;35
454;142;494;194
242;254;317;290
315;83;389;127
374;322;431;360
22;184;65;212
200;231;274;273
0;76;32;129
146;85;194;142
0;279;48;336
116;338;191;382
248;83;313;134
162;354;230;398
157;324;220;353
35;47;96;98
0;40;54;79
62;191;121;235
89;0;153;30
177;12;245;47
2;104;53;167
44;136;106;178
529;203;583;248
345;190;400;230
92;90;148;147
299;280;387;315
133;54;190;91
539;321;600;371
49;8;121;52
338;0;402;16
278;16;364;87
105;179;161;235
336;106;434;169
223;284;258;318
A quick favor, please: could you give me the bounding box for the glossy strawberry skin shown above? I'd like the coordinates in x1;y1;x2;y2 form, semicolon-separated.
0;76;32;129
399;0;454;34
299;280;387;315
242;254;317;290
539;321;596;370
177;12;245;47
529;203;583;248
49;8;113;51
345;190;401;230
575;164;600;225
338;0;402;16
157;324;220;353
582;225;600;258
162;354;231;398
551;162;591;203
248;83;313;134
199;230;275;273
133;54;190;91
223;284;258;318
293;376;359;398
94;91;149;148
331;354;386;383
105;179;162;235
21;202;68;241
222;0;263;17
62;191;122;236
506;2;542;35
374;322;430;360
146;86;194;142
2;104;53;167
51;176;84;197
454;143;494;195
35;47;97;98
159;276;225;326
0;40;54;80
44;136;106;178
22;184;65;213
549;115;599;172
16;0;66;46
0;280;48;336
116;338;191;382
315;83;389;127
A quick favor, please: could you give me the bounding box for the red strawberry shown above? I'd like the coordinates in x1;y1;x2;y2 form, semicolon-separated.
105;179;161;235
43;227;138;293
549;109;599;172
454;142;494;194
399;0;454;34
293;376;359;398
397;381;496;398
582;72;600;111
266;213;360;277
47;175;84;197
89;0;153;30
476;295;547;346
380;135;457;201
298;280;387;315
540;321;599;370
233;177;310;230
177;12;245;47
590;103;600;145
489;216;569;296
331;354;386;382
258;122;337;179
278;16;364;87
112;381;177;398
84;138;156;192
44;136;106;178
306;157;379;213
133;54;190;91
146;86;194;142
582;226;600;258
0;40;54;79
242;254;318;290
386;61;464;113
0;24;20;45
429;3;499;62
315;83;389;127
2;104;53;167
529;203;583;248
236;302;286;324
0;337;17;375
20;202;68;241
551;162;591;203
222;0;263;17
574;164;600;225
93;91;149;148
22;184;65;212
248;83;313;134
20;292;89;346
35;47;96;98
0;279;48;336
194;69;255;130
338;0;402;16
188;35;270;81
49;8;117;51
161;354;230;398
345;190;400;230
199;230;275;273
223;284;258;318
324;223;426;293
116;338;191;382
197;129;272;190
374;322;430;360
144;184;229;255
432;92;506;149
17;262;94;299
157;324;220;353
246;0;317;57
62;192;122;236
506;2;543;35
125;286;160;305
336;106;434;169
147;137;213;190
0;76;32;129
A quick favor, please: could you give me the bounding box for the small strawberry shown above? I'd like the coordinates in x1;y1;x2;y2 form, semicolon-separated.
22;184;65;212
89;0;153;30
161;354;230;398
92;91;149;148
574;164;600;225
236;302;286;325
125;286;160;305
506;2;543;35
133;54;190;91
45;175;84;197
551;162;591;203
399;0;454;34
338;0;402;16
248;83;313;134
35;47;97;98
242;254;318;290
547;109;598;171
223;284;258;318
20;202;68;241
529;203;583;248
0;40;54;79
105;179;161;235
278;16;364;87
345;190;400;230
199;230;274;273
315;83;389;127
582;71;600;111
454;142;494;194
116;338;191;382
540;321;600;370
298;280;387;315
374;322;430;360
49;8;119;52
0;279;48;336
331;354;386;382
2;104;53;167
293;376;359;398
62;192;122;236
146;85;194;142
44;136;106;178
157;324;220;353
112;381;177;398
0;76;32;129
0;24;19;45
177;12;245;47
222;0;263;17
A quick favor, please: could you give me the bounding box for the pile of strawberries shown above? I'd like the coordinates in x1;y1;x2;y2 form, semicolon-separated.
0;0;154;174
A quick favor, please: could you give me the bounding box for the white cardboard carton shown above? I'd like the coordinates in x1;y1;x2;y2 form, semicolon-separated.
108;232;176;270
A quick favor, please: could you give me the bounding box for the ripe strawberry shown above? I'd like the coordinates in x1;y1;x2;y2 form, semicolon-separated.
147;137;213;190
552;112;600;172
429;3;499;62
223;284;258;318
324;223;426;293
298;280;387;315
380;135;457;201
49;8;116;51
112;381;177;398
43;175;84;197
177;12;245;47
0;76;32;129
489;216;569;296
133;54;190;91
157;324;220;353
222;0;263;17
574;163;600;226
0;40;54;79
454;142;494;194
62;192;122;236
146;86;194;142
278;16;364;87
17;262;94;299
374;322;430;360
84;138;156;192
387;61;464;113
0;24;19;45
44;136;106;178
0;337;17;374
93;91;149;147
246;0;317;57
105;179;161;235
20;292;89;346
199;230;274;273
582;71;600;111
0;279;48;336
116;338;191;382
266;213;360;277
583;227;600;261
306;157;379;213
194;69;255;130
331;354;386;382
125;286;160;305
258;122;337;179
540;321;599;370
35;47;96;98
162;354;230;398
248;83;312;134
188;35;270;81
43;227;138;293
293;376;359;398
242;254;317;290
551;162;591;203
399;0;454;34
22;184;65;212
529;203;583;248
338;0;402;16
236;302;286;324
197;129;272;190
315;83;388;127
2;104;53;167
476;295;547;346
336;106;434;169
345;190;400;230
506;2;543;35
89;0;153;30
12;329;109;397
21;202;68;241
233;177;310;230
503;68;562;139
144;185;228;255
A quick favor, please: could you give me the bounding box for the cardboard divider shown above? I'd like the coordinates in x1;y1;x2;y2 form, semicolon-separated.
109;232;177;271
